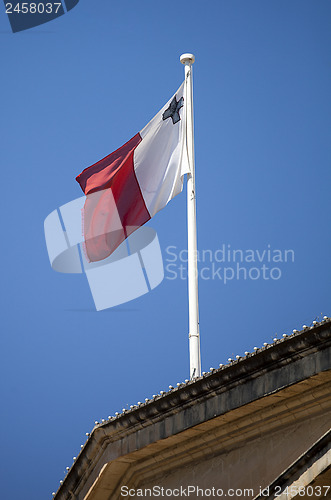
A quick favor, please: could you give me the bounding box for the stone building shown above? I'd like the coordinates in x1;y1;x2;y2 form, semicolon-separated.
53;318;331;499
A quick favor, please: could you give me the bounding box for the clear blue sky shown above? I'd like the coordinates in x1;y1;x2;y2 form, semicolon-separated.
1;1;330;498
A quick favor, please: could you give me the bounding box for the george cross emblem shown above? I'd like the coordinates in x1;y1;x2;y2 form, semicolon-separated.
162;96;184;124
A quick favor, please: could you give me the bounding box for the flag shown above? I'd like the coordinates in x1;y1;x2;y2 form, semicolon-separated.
76;82;189;262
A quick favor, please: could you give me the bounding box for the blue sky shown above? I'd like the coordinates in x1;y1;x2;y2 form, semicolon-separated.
1;1;330;499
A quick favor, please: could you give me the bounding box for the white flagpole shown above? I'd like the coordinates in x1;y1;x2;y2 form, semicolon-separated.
180;53;201;380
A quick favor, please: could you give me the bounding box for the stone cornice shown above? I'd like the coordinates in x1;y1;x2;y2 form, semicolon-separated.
54;319;331;500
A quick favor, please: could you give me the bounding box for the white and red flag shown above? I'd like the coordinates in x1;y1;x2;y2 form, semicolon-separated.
76;82;189;262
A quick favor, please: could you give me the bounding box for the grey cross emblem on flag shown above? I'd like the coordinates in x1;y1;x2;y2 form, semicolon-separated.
162;96;184;124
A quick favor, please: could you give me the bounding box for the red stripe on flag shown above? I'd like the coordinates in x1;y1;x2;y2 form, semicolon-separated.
76;134;151;262
76;133;142;195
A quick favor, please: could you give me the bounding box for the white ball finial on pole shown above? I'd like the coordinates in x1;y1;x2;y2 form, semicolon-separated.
180;53;201;380
180;53;195;65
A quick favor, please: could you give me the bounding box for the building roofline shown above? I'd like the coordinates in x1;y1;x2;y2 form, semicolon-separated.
52;317;331;499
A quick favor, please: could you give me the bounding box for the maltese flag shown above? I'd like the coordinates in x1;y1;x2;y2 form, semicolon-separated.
76;82;190;262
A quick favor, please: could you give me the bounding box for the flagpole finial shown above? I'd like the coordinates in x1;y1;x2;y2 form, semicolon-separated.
180;53;195;65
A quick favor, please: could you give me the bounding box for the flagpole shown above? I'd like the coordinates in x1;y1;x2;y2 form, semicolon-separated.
180;53;201;380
